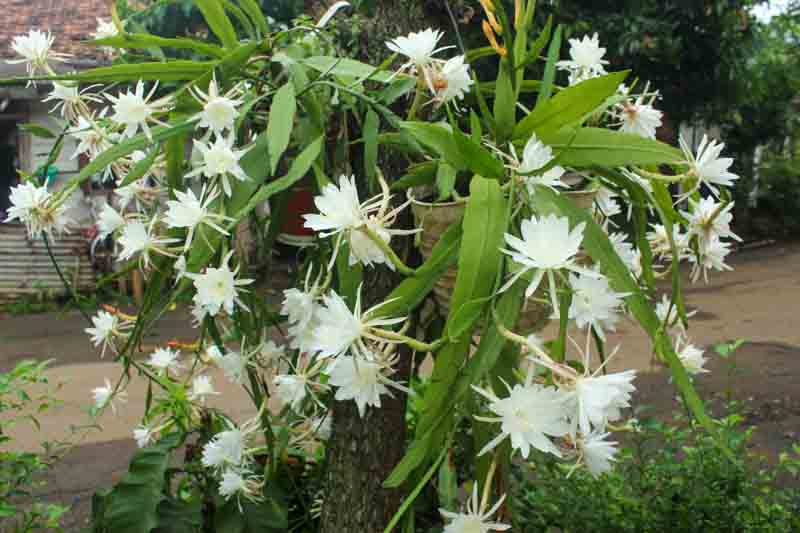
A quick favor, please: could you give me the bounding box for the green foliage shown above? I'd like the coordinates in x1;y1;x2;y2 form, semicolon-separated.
753;156;800;233
513;410;800;533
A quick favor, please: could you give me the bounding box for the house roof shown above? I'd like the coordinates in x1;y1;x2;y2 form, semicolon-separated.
0;0;112;65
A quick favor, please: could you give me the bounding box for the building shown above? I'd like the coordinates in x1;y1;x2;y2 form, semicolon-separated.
0;0;111;300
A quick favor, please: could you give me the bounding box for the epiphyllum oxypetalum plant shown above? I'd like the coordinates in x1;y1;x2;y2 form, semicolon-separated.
4;0;740;530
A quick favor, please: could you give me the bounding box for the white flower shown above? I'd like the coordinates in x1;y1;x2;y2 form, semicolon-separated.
682;196;741;244
186;136;249;197
690;236;733;283
258;340;285;368
107;80;171;140
647;223;688;260
114;178;160;212
308;289;404;359
190;375;219;402
557;33;608;85
580;432;617;477
386;28;447;69
202;429;245;470
619;101;663;139
5;182;71;238
517;134;567;191
92;377;126;413
680;134;739;197
431;55;474;103
473;382;571;458
96;204;125;240
92;19;119;40
214;348;248;385
85;310;128;357
282;287;319;352
42;82;103;122
568;273;626;339
608;232;641;278
164;186;231;251
273;374;309;410
219;470;248;499
8;30;68;78
675;336;709;375
594;188;622;219
327;355;392;417
188;251;253;317
117;219;179;269
190;76;245;134
440;484;511;533
69;114;117;164
147;347;183;375
133;425;155;448
303;175;365;236
500;214;597;313
568;370;636;435
347;218;394;269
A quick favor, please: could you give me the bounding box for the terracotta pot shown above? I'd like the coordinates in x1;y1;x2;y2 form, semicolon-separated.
410;186;597;334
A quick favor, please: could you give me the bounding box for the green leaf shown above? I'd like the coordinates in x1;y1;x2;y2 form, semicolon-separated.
399;122;465;171
465;46;496;63
530;186;730;458
267;83;297;176
301;56;398;83
447;296;492;341
516;70;629;140
545;128;684;167
91;34;225;58
19;123;56;138
493;60;516;143
535;24;562;108
237;0;269;37
119;147;160;187
222;0;256;40
391;161;438;191
435;162;457;201
452;128;504;180
363;109;380;191
195;0;239;48
50;61;216;82
154;498;201;533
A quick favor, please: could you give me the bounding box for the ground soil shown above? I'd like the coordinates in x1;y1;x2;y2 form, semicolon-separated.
1;241;799;531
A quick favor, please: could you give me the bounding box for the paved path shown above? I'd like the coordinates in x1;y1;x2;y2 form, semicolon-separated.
2;241;799;530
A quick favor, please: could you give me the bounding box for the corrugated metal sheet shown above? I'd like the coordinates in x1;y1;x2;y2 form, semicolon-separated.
0;223;96;299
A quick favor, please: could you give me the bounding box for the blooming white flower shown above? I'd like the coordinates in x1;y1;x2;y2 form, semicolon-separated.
327;355;393;417
608;232;641;278
568;370;636;436
386;28;447;69
92;378;126;413
190;375;219;402
5;181;71;238
190;76;245;134
133;424;155;448
675;336;709;375
682;196;741;244
42;82;103;122
619;100;663;139
147;347;183;375
557;33;608;85
303;175;365;237
188;251;253;317
85;310;129;358
568;273;626;339
69;114;117;165
273;374;309;411
114;177;161;212
431;55;474;104
580;432;617;477
690;236;733;283
473;382;571;458
117;219;179;269
164;186;231;251
258;340;285;368
96;203;126;240
680;134;739;197
186;136;249;197
282;287;319;352
347;218;395;269
500;214;596;313
517;134;567;191
647;223;688;260
440;484;511;533
219;470;248;499
92;18;119;40
213;348;248;385
202;429;245;470
8;30;68;79
107;80;171;140
594;188;622;219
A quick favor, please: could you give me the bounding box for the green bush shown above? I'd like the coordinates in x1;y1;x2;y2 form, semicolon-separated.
755;157;800;234
512;409;800;533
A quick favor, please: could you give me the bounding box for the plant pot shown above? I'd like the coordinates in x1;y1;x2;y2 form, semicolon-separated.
277;187;316;248
410;186;597;334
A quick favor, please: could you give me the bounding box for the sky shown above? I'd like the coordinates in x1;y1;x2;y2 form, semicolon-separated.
751;0;793;22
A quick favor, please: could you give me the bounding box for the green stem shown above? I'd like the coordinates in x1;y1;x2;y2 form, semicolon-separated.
371;329;444;352
360;226;416;276
406;83;426;121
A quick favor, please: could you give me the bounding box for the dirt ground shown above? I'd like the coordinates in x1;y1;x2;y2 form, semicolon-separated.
1;241;799;531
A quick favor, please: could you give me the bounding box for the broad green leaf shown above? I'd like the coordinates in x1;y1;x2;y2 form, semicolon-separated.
515;70;629;140
336;241;363;310
516;16;552;74
446;296;492;341
155;498;202;533
92;34;225;58
19;123;56;138
530;186;729;457
49;61;215;82
435;161;457;201
267;83;296;176
237;0;270;37
196;0;239;48
119;147;160;187
545;128;684;167
363;109;379;191
493;60;516;142
535;24;562;108
465;46;496;63
301;56;398;83
399;122;465;171
222;0;256;40
391;161;438;191
452;128;504;180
